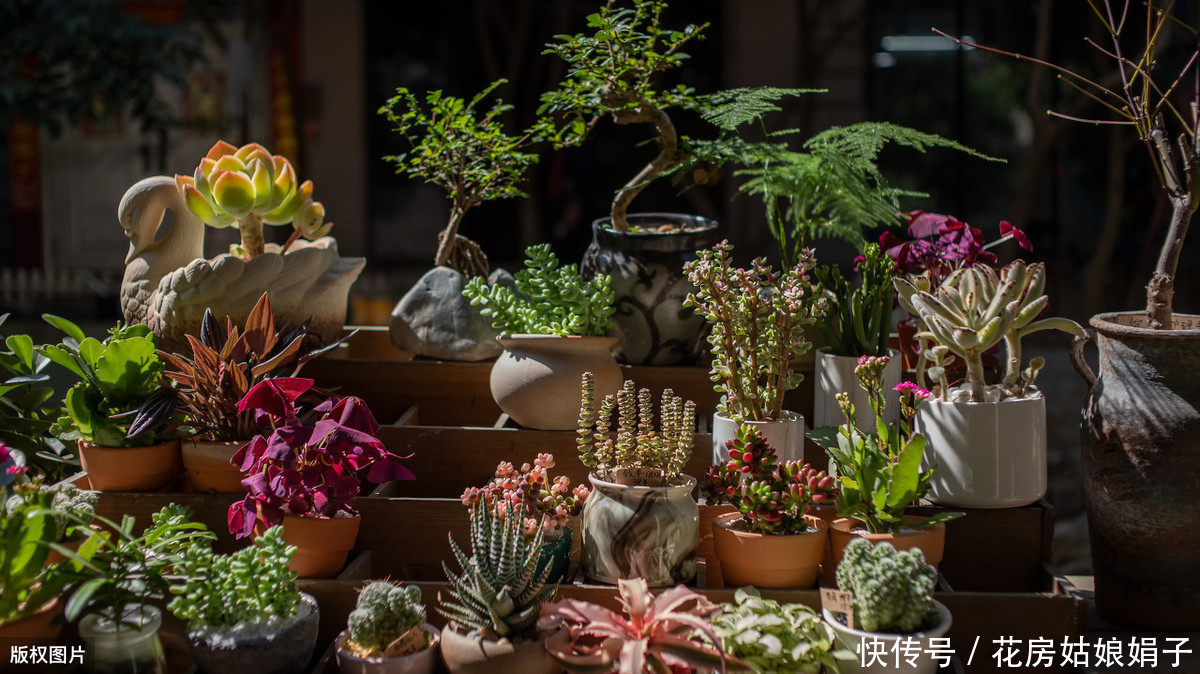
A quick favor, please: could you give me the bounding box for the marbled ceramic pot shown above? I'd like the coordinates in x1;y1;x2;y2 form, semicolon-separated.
580;472;698;586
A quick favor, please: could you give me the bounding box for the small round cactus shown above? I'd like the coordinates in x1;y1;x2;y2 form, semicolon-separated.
836;538;937;634
347;581;427;657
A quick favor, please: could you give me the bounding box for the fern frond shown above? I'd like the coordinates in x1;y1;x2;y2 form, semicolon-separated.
697;86;824;131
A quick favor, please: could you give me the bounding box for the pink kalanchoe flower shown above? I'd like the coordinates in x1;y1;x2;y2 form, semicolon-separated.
6;465;27;476
894;381;932;401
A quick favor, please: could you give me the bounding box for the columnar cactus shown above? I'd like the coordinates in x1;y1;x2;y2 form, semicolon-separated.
347;581;427;657
836;538;937;634
576;372;696;478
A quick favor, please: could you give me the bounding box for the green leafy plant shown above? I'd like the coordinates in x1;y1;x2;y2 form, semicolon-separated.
684;240;824;422
437;502;557;639
814;243;897;358
576;372;696;482
712;587;849;673
6;481;96;543
0;314;75;480
380;79;539;276
40;318;184;448
463;244;615;336
344;581;428;659
836;538;938;634
167;525;300;630
0;481;69;626
809;356;962;534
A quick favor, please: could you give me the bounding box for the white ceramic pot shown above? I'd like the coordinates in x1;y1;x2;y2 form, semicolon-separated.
813;348;902;430
916;394;1047;508
489;335;622;430
712;410;805;464
822;600;952;674
336;624;440;674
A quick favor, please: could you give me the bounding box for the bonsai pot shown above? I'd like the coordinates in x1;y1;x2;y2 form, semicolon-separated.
254;509;361;578
822;600;952;674
335;624;440;674
182;438;245;493
438;623;557;674
580;472;698;586
916;394;1047;508
0;599;62;645
187;592;319;674
711;512;827;589
582;214;720;365
813;347;902;430
78;439;182;491
489;334;622;430
78;605;166;674
712;410;805;464
826;517;946;586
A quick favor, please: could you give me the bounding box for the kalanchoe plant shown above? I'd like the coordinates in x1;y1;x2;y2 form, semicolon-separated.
0;314;75;480
0;480;70;626
814;242;897;358
438;502;557;639
712;587;850;673
684;240;824;422
226;377;415;539
836;538;938;634
702;424;836;535
344;581;428;659
460;453;589;538
380;79;539;277
463;243;615;336
577;372;696;483
176;140;330;260
895;260;1086;402
809;356;963;534
539;577;749;673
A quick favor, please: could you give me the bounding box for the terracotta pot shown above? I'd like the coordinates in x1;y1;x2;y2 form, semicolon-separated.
1071;311;1200;630
712;410;806;465
826;517;945;586
336;625;440;674
711;512;828;589
0;599;62;644
582;214;720;365
823;600;952;674
489;335;621;430
255;511;361;578
438;623;557;674
813;347;902;430
78;439;182;491
183;438;246;493
188;593;319;674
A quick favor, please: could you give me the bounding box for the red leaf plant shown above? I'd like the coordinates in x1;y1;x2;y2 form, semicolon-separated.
227;377;414;538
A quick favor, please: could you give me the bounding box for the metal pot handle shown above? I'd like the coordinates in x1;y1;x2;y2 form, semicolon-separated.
1070;328;1098;387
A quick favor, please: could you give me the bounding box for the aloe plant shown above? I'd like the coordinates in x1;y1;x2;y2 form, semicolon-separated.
814;242;897;358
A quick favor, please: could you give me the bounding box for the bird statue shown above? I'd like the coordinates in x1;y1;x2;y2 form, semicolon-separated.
119;175;365;353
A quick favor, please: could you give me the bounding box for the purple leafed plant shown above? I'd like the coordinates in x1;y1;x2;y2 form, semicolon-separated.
227;377;414;538
879;211;1031;286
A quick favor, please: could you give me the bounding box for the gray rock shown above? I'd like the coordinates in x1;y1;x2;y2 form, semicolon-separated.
389;266;504;361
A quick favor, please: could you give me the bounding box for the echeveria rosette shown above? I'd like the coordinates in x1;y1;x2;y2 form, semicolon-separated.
227;377;414;538
176;140;331;260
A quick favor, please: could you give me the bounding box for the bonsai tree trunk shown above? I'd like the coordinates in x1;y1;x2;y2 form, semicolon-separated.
1145;126;1200;330
434;205;467;268
609;104;678;233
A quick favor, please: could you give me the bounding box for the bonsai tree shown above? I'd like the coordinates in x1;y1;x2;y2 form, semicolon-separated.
379;79;539;276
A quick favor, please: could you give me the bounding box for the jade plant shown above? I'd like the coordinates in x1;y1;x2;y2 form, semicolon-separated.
438;502;557;639
814;242;897;358
176;140;329;260
379;79;539;276
344;581;428;659
684;240;824;422
895;260;1085;402
460;453;589;539
835;538;938;634
701;424;836;535
576;372;696;484
463;243;615;336
712;587;849;673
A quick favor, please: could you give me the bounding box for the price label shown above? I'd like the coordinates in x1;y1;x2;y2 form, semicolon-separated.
821;588;855;630
383;625;427;658
612;467;666;486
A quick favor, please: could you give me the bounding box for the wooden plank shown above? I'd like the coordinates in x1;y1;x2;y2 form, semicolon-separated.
912;501;1052;593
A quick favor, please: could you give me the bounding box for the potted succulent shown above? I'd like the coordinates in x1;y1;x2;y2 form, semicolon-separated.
437;502;558;674
823;538;951;674
118;140;365;352
158;292;345;493
380;80;539;361
539;577;750;673
0;479;70;643
168;526;318;673
809;355;963;581
40;318;187;491
701;424;837;589
576;372;699;586
336;580;440;674
227;377;414;577
896;259;1084;507
5;479;97;565
460;453;589;583
684;240;823;464
812;243;902;431
463;243;619;430
712;587;850;673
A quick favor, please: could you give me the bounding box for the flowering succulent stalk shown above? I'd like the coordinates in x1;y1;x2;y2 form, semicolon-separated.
576;372;695;479
684;240;824;422
176;140;330;260
702;424;836;535
460;453;589;538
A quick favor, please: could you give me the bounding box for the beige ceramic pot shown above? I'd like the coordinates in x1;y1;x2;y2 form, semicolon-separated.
489;335;621;430
712;512;828;589
78;439;182;491
335;625;440;674
183;438;246;493
438;623;557;674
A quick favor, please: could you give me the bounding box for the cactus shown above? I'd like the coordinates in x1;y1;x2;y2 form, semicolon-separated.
576;372;696;479
437;502;557;639
835;538;937;634
347;581;427;657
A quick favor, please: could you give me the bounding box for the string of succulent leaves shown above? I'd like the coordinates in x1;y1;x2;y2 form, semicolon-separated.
576;372;696;479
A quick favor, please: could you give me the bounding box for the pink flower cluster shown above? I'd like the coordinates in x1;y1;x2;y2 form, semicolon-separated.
0;442;27;476
461;453;589;537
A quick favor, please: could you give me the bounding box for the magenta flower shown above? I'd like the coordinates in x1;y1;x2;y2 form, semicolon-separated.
894;381;932;402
